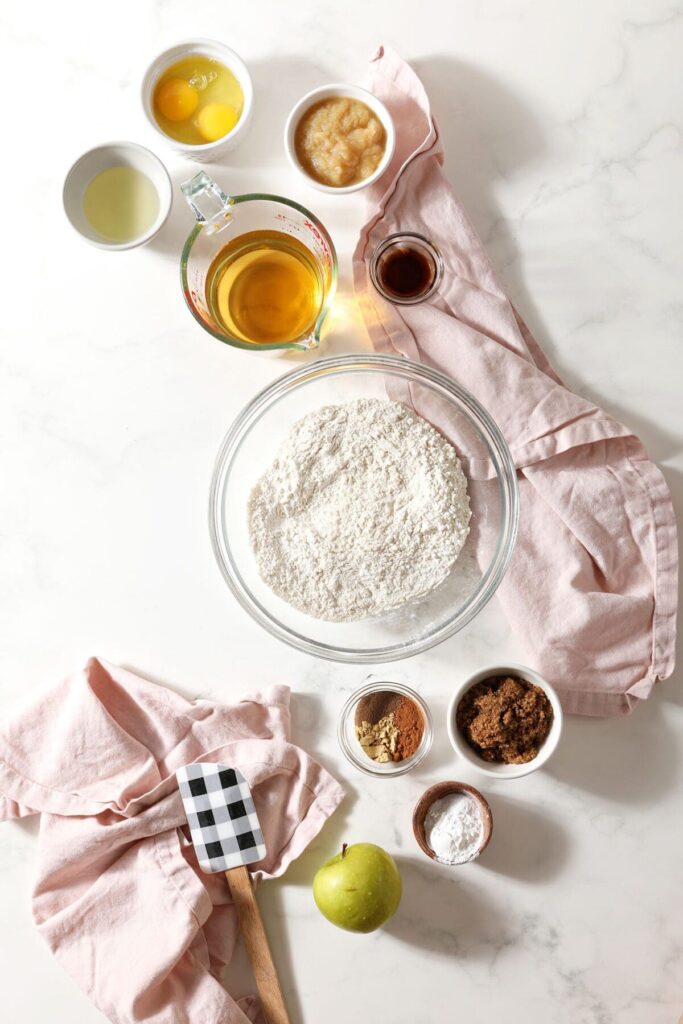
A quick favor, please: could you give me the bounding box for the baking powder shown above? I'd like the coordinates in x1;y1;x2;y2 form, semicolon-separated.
424;791;485;865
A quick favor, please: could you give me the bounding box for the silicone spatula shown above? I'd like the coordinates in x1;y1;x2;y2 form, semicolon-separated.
176;762;291;1024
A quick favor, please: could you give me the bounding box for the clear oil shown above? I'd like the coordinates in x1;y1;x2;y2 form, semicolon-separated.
205;230;324;344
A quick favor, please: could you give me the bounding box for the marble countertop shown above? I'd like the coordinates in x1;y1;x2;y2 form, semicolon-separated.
1;2;681;1022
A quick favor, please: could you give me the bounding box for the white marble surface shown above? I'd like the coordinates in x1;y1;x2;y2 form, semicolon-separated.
1;2;682;1022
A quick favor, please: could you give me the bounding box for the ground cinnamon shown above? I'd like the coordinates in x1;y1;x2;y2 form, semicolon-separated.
355;689;424;763
456;675;553;765
392;698;422;760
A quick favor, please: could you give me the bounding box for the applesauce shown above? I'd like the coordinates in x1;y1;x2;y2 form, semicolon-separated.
294;96;387;187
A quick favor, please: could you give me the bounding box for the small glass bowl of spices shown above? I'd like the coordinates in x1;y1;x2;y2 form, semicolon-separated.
338;681;433;777
447;664;563;780
369;232;444;305
413;781;493;865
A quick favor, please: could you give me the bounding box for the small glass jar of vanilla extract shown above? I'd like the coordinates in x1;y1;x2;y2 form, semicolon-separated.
369;231;444;305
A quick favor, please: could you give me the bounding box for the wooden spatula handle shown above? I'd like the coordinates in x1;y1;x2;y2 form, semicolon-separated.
226;865;291;1024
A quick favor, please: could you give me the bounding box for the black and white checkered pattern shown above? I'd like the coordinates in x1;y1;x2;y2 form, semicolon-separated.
176;763;266;873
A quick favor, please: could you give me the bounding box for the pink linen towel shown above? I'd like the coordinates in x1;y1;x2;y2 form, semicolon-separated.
354;46;677;716
0;658;345;1024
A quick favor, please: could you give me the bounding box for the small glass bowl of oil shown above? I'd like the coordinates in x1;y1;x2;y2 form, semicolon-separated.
63;142;172;250
141;39;253;160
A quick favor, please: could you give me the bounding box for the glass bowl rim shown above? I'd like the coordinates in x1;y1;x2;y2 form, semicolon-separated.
208;352;519;663
337;680;434;778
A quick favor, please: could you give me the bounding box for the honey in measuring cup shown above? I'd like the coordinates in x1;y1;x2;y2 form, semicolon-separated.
205;230;325;345
181;173;338;349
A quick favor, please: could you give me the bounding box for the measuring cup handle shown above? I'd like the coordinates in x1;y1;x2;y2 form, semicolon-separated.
181;172;234;235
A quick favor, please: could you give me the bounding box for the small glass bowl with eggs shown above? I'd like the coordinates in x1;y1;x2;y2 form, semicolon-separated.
141;39;253;160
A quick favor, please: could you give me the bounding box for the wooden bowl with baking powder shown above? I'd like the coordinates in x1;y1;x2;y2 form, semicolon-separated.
412;781;493;864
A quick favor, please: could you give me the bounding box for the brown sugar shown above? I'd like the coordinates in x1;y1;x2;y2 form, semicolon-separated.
456;675;553;765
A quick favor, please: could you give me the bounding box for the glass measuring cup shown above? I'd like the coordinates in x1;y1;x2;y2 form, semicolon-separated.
180;172;338;351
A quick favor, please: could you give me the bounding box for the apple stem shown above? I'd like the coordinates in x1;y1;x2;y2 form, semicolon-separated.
341;843;348;858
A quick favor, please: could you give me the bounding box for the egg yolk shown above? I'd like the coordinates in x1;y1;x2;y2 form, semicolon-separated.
196;102;239;142
155;78;199;122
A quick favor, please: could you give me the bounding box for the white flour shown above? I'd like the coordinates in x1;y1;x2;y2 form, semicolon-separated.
424;792;485;865
248;398;471;622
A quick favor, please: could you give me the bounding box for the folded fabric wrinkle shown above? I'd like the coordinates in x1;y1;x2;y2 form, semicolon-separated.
0;658;345;1024
353;45;677;716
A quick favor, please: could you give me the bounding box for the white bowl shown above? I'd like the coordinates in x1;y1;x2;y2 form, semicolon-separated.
284;83;396;194
62;142;172;251
141;38;253;161
447;664;563;780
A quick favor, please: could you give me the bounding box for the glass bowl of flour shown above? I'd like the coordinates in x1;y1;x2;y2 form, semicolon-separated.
209;353;518;663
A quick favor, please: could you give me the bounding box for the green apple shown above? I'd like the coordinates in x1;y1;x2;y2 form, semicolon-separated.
313;843;402;933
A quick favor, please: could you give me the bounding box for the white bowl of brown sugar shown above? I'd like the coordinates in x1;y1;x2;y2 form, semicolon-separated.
447;665;563;780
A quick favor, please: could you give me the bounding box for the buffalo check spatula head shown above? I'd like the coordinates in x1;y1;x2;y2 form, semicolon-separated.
176;763;267;872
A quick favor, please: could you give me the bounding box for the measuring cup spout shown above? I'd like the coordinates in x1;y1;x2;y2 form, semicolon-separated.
181;172;234;235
